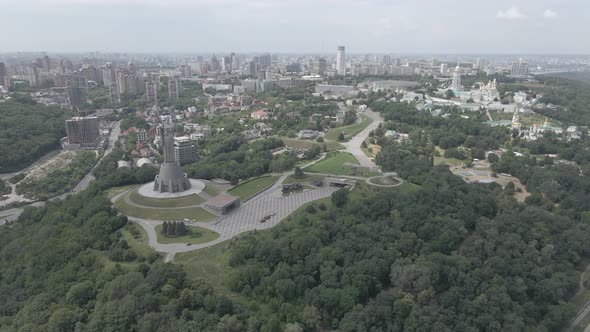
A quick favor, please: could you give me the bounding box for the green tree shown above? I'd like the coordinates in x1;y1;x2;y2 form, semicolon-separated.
445;89;454;99
294;167;304;178
331;189;349;207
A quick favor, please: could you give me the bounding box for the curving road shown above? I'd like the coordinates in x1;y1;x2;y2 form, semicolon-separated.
339;104;383;169
0;121;121;224
116;181;338;261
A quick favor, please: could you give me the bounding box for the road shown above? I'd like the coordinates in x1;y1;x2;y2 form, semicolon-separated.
0;121;121;223
0;150;62;180
119;113;397;260
119;179;338;261
339;105;383;169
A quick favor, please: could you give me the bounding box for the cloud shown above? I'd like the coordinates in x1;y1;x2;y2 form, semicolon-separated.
496;7;527;20
376;16;393;32
543;9;557;18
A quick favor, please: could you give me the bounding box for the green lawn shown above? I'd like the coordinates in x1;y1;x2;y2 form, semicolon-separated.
324;115;373;141
155;224;220;244
434;146;466;166
175;242;234;295
119;223;154;258
128;189;204;208
283;174;326;184
203;185;218;196
114;197;216;221
227;175;279;201
282;138;343;151
105;185;137;199
305;152;360;176
361;147;375;158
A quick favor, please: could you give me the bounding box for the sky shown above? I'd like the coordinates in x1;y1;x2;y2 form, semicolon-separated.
0;0;587;54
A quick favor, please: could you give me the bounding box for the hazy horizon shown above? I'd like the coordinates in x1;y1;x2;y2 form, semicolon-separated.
0;0;588;54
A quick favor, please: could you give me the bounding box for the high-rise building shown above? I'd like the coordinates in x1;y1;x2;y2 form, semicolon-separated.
42;55;51;72
210;55;220;71
382;55;392;65
102;62;116;86
117;71;143;96
180;65;192;77
153;116;192;193
81;65;100;83
0;63;6;88
231;53;240;71
30;66;40;87
66;86;87;107
258;53;271;70
168;77;181;99
145;81;158;105
245;61;257;76
174;136;198;165
66;116;99;145
511;59;529;76
314;58;327;75
476;58;489;72
440;63;448;74
127;62;137;76
109;82;120;104
221;56;231;72
336;46;346;76
450;65;462;91
58;59;66;74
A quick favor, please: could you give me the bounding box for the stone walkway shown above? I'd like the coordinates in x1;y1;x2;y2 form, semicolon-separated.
340;106;383;169
126;183;337;260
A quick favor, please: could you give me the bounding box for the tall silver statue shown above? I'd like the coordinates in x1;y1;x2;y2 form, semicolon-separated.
153;116;192;193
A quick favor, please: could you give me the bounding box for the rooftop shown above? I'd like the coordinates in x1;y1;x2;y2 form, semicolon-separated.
206;195;240;208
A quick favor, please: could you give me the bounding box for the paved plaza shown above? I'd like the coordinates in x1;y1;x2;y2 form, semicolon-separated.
127;183;337;260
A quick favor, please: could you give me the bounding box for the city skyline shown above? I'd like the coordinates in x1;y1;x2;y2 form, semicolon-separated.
1;0;589;54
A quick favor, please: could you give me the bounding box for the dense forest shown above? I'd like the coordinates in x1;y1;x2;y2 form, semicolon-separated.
2;76;590;330
0;186;247;331
184;137;294;183
371;101;509;152
16;151;97;200
226;167;587;331
0;97;70;173
534;76;590;126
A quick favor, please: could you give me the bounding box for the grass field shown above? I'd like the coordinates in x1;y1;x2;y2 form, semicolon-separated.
282;138;343;151
175;242;234;294
155;224;220;244
128;189;205;208
114;196;216;221
106;185;137;199
434;146;466;166
119;223;154;258
283;174;325;184
324;115;373;141
305;151;360;176
227;175;279;200
361;147;375;159
203;185;218;196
